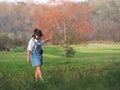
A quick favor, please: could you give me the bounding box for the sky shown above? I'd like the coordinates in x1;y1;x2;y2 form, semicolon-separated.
0;0;85;3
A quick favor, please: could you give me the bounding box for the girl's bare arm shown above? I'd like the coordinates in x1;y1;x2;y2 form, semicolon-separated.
44;35;52;43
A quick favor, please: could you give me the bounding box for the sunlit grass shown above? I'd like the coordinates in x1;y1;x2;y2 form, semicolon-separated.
73;43;120;53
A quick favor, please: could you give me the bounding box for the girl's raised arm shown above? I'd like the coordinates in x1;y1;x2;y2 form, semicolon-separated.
44;35;52;43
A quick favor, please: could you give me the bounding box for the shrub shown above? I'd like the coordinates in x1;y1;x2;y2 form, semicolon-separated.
64;45;75;57
14;47;25;52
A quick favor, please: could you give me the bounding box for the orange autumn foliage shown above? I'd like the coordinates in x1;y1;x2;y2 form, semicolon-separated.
33;1;93;43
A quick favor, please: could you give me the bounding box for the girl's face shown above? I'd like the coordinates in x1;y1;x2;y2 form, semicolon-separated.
35;35;41;40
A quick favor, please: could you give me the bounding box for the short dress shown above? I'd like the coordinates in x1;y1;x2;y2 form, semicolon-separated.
27;38;44;66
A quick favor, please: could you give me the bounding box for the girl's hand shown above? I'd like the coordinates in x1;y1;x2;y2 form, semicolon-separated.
48;35;52;40
44;35;52;43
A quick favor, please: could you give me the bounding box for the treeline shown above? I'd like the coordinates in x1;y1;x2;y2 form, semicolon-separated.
0;2;33;37
0;1;92;51
89;0;120;42
0;2;34;51
0;0;120;51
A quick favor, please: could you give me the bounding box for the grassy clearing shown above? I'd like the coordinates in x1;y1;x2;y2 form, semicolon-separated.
0;44;120;90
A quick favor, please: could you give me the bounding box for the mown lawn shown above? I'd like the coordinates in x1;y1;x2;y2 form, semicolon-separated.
0;43;120;90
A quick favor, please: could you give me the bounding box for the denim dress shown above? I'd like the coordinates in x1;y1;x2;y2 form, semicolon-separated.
30;40;43;67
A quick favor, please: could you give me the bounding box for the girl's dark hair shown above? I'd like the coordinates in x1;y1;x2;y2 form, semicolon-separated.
32;28;43;38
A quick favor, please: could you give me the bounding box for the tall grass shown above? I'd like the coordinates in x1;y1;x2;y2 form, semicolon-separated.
0;44;120;90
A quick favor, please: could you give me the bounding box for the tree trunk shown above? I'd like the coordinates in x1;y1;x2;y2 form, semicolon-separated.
63;22;67;44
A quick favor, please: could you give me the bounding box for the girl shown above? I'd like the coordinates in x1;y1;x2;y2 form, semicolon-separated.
27;28;52;81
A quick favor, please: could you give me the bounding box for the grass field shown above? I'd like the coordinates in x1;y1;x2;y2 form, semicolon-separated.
0;43;120;90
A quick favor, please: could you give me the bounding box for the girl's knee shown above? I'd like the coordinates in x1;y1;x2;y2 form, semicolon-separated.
36;66;41;70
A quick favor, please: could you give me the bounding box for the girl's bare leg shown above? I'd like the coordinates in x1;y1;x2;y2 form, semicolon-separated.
36;66;44;81
35;67;39;80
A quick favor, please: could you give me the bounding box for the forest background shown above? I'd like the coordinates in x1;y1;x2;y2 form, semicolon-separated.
0;0;120;51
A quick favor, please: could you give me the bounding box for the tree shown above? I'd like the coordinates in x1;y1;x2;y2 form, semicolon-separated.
33;1;92;56
34;2;92;43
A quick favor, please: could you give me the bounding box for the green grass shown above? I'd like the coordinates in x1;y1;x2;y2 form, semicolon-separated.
0;43;120;90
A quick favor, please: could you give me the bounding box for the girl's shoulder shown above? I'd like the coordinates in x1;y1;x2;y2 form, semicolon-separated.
29;38;35;44
30;37;35;41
